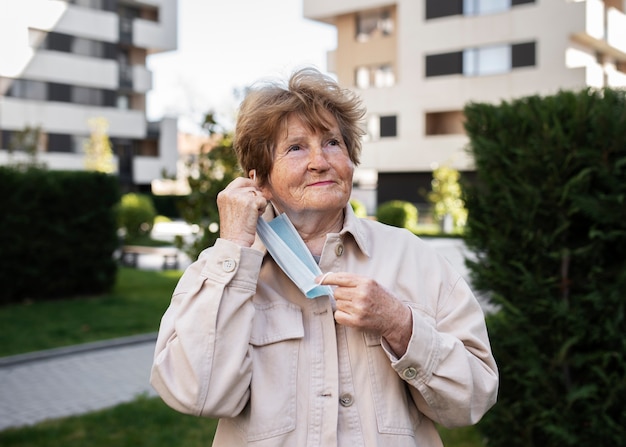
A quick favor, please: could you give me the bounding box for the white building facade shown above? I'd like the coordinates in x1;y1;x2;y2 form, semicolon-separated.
0;0;178;191
304;0;626;210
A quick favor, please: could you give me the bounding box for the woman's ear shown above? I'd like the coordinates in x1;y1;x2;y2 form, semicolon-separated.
249;169;256;180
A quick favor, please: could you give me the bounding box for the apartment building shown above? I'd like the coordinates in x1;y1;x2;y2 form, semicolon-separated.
304;0;626;210
0;0;178;192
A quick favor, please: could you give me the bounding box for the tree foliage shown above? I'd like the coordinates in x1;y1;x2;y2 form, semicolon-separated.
175;116;241;261
7;125;46;169
428;164;468;231
463;88;626;446
84;117;115;173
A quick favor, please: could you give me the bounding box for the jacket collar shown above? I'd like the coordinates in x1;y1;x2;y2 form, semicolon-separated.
339;204;371;258
253;203;371;258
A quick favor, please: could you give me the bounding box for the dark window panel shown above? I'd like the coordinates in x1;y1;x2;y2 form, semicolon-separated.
47;133;73;152
103;90;117;107
380;116;397;138
425;0;463;20
425;51;463;77
104;42;118;60
512;41;536;68
512;0;535;5
1;130;14;149
46;32;73;52
48;83;72;102
378;172;432;205
103;0;117;11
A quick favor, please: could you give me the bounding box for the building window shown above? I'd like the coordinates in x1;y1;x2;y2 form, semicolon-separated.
7;79;47;100
356;9;394;42
355;64;395;89
72;86;103;105
425;51;463;77
512;42;536;68
43;32;115;60
44;32;73;52
464;44;511;76
47;133;73;153
426;0;535;20
48;82;72;102
425;111;466;135
1;130;13;150
72;37;105;58
426;0;463;19
380;116;397;138
425;41;536;77
463;0;509;16
366;115;397;140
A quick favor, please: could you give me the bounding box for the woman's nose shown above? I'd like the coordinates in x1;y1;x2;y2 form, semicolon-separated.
308;146;331;170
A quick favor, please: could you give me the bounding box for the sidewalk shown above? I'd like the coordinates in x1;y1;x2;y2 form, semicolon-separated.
0;335;158;431
0;237;486;432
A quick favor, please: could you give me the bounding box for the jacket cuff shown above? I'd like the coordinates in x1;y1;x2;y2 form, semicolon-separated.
199;238;264;290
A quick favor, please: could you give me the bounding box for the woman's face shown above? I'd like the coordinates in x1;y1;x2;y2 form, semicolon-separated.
260;112;354;218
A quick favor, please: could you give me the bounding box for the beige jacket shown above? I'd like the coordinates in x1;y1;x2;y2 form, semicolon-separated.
151;206;498;446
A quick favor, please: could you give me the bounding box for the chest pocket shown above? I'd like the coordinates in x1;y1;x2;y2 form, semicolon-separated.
233;302;304;442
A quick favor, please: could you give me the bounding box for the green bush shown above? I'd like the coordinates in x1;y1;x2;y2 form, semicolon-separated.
117;193;157;240
463;88;626;446
151;194;185;218
0;167;120;303
376;200;418;230
350;198;368;218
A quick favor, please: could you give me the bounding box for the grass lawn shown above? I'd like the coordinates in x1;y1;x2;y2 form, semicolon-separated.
0;267;182;357
0;393;485;447
0;395;218;447
0;264;485;446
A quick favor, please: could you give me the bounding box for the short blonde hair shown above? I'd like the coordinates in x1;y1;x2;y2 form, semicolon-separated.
233;67;365;186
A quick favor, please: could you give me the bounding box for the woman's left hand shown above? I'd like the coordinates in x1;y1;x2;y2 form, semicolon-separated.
318;272;413;357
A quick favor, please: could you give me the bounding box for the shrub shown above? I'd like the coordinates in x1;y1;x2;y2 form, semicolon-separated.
376;200;418;230
0;167;119;303
463;88;626;446
117;193;157;240
151;194;185;218
350;198;368;218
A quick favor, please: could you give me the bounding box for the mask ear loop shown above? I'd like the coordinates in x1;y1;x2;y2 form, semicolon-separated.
317;272;333;286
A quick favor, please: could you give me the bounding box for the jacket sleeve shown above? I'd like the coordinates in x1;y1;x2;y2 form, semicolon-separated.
150;238;264;418
385;264;499;428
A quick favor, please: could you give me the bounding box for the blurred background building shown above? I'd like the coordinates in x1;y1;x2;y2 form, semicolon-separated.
304;0;626;214
0;0;178;193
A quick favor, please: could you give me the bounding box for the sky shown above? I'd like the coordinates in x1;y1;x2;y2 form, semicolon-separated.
146;0;337;133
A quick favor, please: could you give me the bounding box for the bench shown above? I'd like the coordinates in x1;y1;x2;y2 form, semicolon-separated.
121;245;180;270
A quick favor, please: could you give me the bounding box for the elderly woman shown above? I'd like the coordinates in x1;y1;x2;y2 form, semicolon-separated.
151;68;498;447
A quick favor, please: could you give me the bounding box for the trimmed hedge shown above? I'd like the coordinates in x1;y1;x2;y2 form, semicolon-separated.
376;200;419;231
463;88;626;446
0;167;120;303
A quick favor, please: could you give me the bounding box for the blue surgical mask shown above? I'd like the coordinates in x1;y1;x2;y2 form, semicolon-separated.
256;214;334;299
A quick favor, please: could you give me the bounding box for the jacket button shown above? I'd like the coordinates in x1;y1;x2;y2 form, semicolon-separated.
335;244;344;257
339;393;353;407
402;367;418;380
222;258;236;272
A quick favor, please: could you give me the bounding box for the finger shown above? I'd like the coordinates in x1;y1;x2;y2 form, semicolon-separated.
316;272;362;288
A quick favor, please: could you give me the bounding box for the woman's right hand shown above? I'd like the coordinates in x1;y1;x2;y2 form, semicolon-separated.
216;177;268;247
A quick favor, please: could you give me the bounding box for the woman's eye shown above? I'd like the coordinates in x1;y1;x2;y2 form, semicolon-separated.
287;145;301;152
325;139;342;150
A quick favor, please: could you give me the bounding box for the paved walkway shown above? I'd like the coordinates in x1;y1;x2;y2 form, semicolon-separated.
0;335;158;431
0;237;486;432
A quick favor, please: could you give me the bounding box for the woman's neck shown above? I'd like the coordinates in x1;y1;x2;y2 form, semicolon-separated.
291;209;344;257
